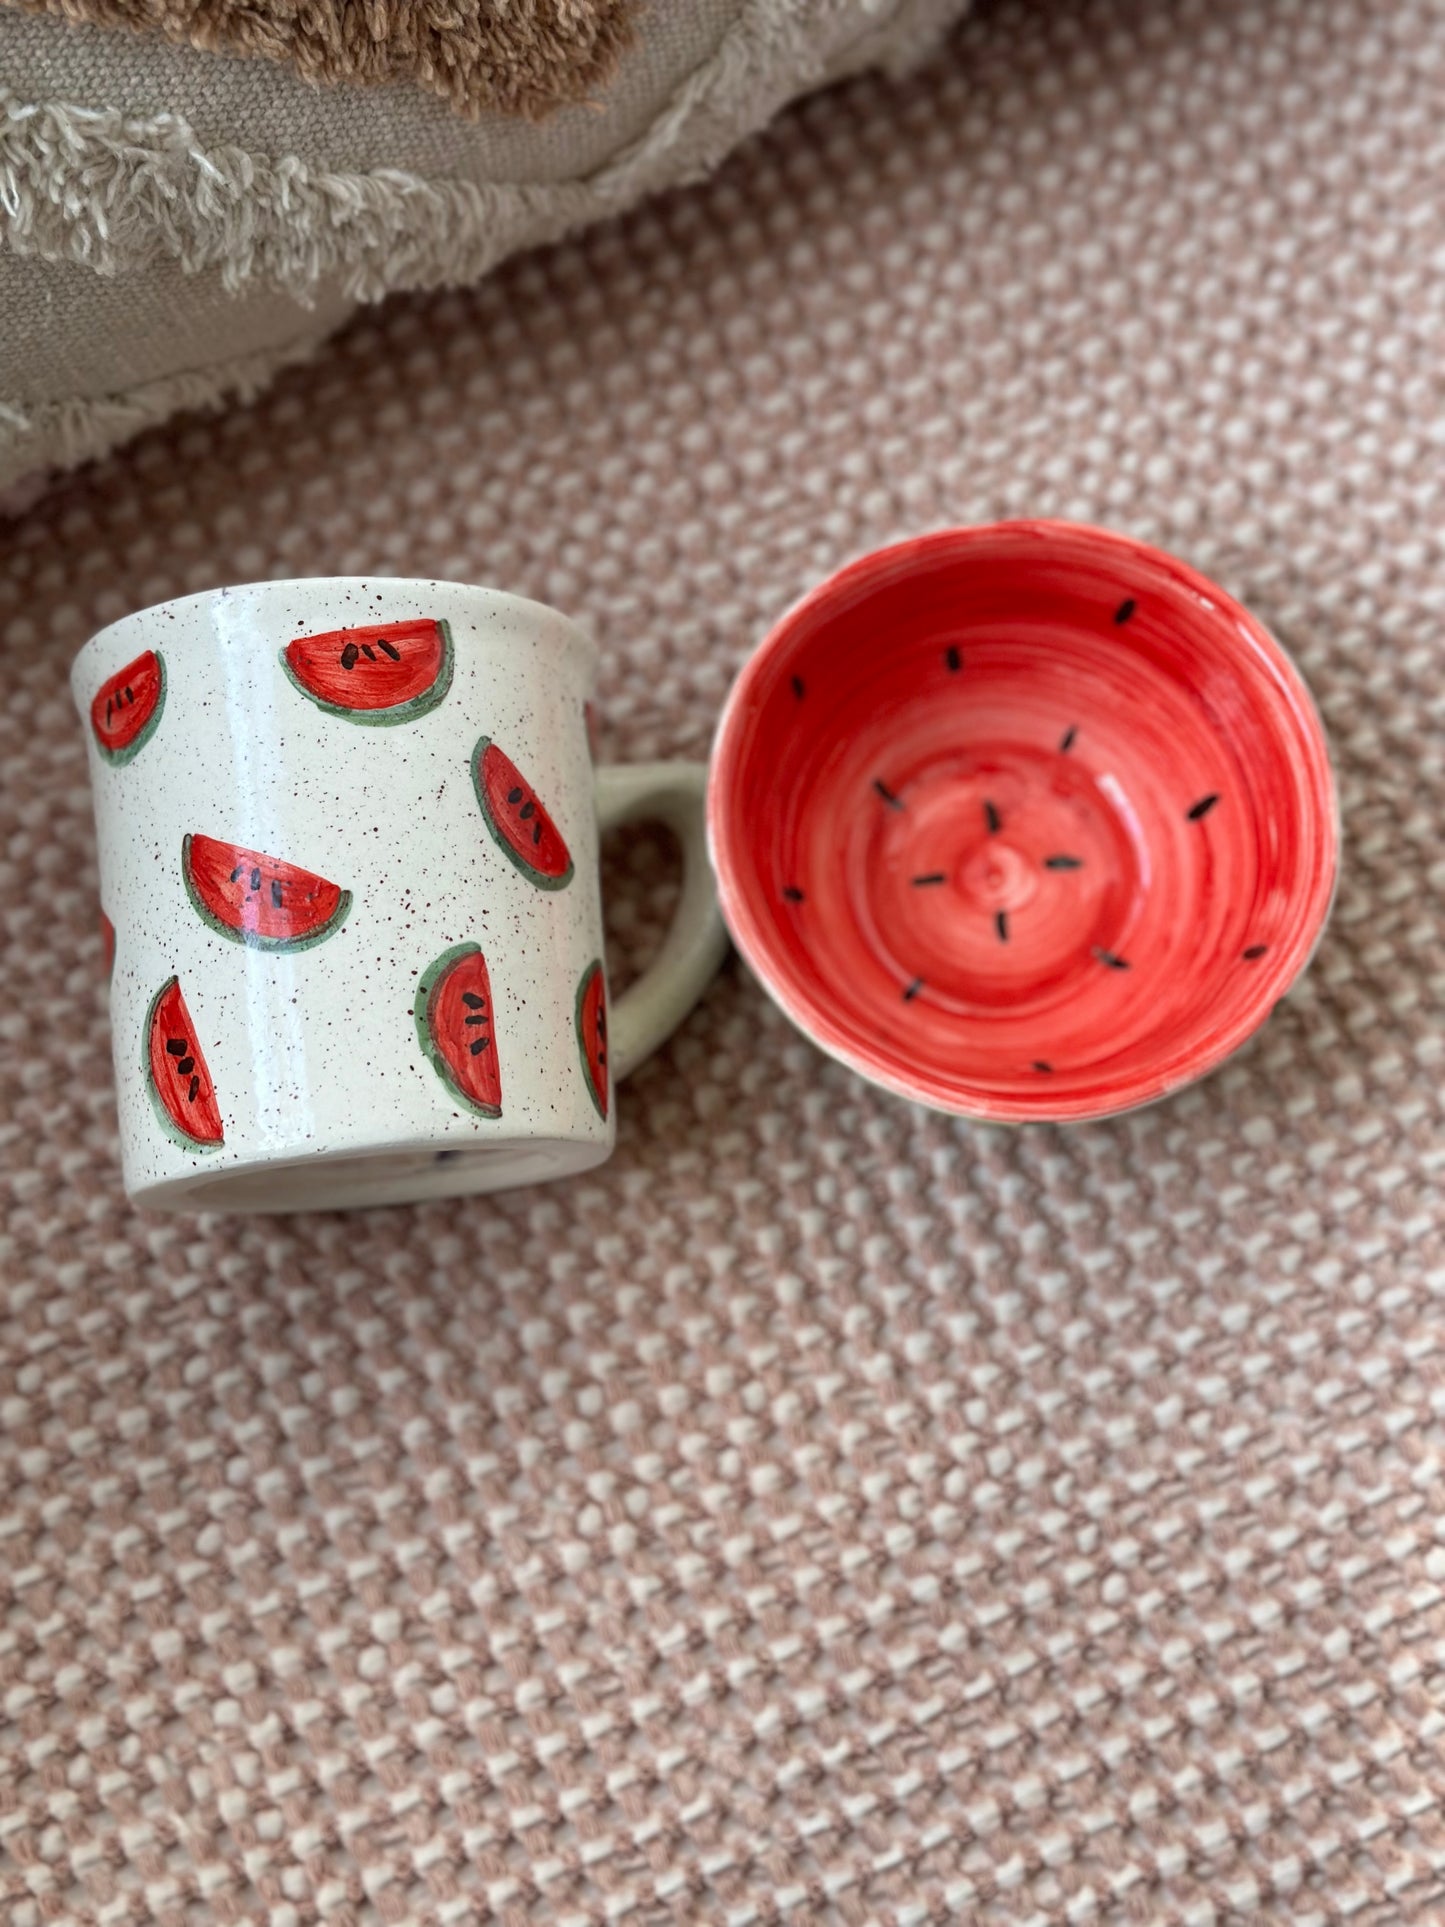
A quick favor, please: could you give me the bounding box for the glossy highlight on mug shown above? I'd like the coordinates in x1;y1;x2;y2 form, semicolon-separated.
707;521;1339;1122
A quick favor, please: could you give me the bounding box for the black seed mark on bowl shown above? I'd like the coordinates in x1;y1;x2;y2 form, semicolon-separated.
165;1037;188;1057
1187;793;1220;821
874;779;903;810
1033;1060;1053;1073
1114;598;1136;625
461;991;485;1008
783;885;805;903
945;646;962;672
341;642;359;670
1243;943;1269;960
361;643;377;662
1060;725;1078;752
378;638;401;661
984;800;1002;834
177;1056;194;1077
469;1037;491;1055
911;873;945;887
902;977;923;1002
1044;854;1082;871
995;910;1009;942
507;787;523;805
1094;947;1130;970
791;674;805;699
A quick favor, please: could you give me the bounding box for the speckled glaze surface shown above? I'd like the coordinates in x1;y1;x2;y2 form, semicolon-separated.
73;578;613;1211
709;522;1339;1122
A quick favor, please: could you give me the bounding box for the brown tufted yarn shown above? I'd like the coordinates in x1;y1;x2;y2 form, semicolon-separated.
4;0;1445;1922
1;0;637;120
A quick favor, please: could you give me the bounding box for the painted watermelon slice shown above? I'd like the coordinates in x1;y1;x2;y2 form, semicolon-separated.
575;959;609;1121
144;976;223;1150
89;649;166;765
100;910;115;983
414;942;502;1117
471;737;574;890
182;834;351;952
281;617;453;724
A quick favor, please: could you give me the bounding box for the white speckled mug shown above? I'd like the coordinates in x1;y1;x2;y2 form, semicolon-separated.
73;578;727;1214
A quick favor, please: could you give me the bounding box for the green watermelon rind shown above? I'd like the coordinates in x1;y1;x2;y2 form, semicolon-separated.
278;618;455;726
181;835;353;954
97;649;166;767
142;975;223;1153
471;735;575;892
574;958;609;1122
414;940;503;1120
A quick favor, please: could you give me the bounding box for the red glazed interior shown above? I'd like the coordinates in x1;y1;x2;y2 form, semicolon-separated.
707;522;1338;1122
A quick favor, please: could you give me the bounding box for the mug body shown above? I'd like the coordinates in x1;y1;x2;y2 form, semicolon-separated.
73;577;608;1212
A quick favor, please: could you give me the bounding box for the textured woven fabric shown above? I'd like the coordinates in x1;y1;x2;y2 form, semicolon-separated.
4;0;1445;1921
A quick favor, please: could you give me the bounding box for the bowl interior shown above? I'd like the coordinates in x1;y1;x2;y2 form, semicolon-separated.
708;522;1337;1121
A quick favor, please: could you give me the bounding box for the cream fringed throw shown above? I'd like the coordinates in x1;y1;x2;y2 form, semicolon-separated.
4;1;1445;1921
0;1;969;497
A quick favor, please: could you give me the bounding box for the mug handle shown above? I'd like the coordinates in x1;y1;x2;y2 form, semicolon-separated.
595;762;730;1080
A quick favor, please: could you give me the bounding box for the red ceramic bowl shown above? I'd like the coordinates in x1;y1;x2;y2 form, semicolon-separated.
707;521;1338;1122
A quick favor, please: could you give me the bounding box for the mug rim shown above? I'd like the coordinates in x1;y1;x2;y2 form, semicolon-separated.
706;518;1341;1124
71;574;598;702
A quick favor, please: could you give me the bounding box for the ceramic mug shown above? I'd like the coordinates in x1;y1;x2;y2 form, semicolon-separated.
707;521;1338;1122
73;577;728;1213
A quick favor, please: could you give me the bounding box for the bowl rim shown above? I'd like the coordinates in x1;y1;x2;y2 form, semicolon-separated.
706;518;1341;1123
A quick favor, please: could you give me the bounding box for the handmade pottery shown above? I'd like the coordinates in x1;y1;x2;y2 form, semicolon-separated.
74;578;727;1212
707;521;1338;1122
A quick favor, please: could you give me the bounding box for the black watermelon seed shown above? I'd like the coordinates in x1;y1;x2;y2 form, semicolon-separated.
177;1056;194;1076
461;991;486;1008
378;638;401;661
470;1037;491;1055
945;645;962;672
791;674;805;699
361;643;377;662
984;800;1002;834
1044;855;1083;871
902;978;923;1001
1094;947;1130;970
249;867;262;891
187;1075;200;1102
341;642;359;670
464;1014;488;1026
1243;943;1269;960
783;886;805;902
533;822;542;844
165;1037;188;1056
995;910;1009;942
911;873;945;887
124;686;134;703
106;698;114;724
271;879;284;909
1060;725;1078;752
1114;598;1136;625
874;779;903;809
1033;1060;1053;1073
520;801;536;820
229;865;243;884
507;787;523;804
1187;793;1220;821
